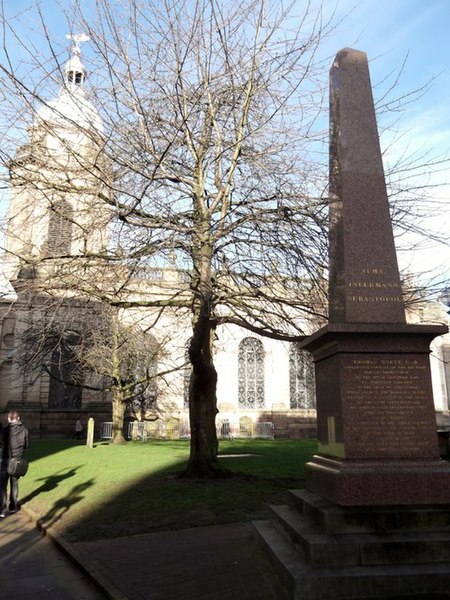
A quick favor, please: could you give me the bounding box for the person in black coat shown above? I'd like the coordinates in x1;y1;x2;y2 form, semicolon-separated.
0;410;29;517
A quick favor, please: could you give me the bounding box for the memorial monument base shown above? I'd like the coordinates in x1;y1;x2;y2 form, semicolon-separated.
253;489;450;599
300;323;450;507
306;455;450;506
253;322;450;597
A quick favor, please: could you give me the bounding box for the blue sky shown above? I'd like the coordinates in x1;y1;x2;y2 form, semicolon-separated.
319;0;450;282
2;0;450;283
316;0;450;278
325;0;450;160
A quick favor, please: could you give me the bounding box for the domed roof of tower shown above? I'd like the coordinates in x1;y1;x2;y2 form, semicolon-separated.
36;34;103;135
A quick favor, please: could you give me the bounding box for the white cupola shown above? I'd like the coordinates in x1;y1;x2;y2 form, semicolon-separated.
34;34;103;139
64;34;88;87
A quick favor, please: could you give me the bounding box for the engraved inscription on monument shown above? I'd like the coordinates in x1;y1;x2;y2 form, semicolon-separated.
341;356;437;459
347;267;403;306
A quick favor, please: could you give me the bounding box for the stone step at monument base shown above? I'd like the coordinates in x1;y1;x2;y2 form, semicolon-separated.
289;489;450;535
268;504;450;567
253;520;450;600
252;489;450;599
305;456;450;507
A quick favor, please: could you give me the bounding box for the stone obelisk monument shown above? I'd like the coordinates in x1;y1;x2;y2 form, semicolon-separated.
254;49;450;600
303;48;450;506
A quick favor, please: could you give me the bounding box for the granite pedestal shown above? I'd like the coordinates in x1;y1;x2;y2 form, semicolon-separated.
303;323;450;507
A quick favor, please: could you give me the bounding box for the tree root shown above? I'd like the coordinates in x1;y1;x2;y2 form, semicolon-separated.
179;461;232;479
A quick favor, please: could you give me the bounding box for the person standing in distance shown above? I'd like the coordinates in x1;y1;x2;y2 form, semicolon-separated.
0;411;29;517
74;416;83;440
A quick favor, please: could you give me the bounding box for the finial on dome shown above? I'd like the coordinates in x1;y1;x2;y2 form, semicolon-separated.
64;33;90;87
66;33;90;54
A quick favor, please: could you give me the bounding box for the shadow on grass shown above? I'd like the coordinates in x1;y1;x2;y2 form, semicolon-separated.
20;466;82;504
21;439;317;542
74;440;314;540
38;478;95;530
26;439;89;462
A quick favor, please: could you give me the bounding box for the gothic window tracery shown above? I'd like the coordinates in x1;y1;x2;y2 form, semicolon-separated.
48;334;82;409
238;337;264;408
128;333;158;414
289;345;316;409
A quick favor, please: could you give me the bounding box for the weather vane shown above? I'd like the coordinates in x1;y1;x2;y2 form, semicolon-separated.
66;33;90;55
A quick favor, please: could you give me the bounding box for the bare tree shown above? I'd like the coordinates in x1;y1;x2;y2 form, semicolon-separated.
0;0;447;475
13;291;183;444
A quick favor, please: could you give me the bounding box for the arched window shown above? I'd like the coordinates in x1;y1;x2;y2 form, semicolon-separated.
289;345;316;409
47;199;73;256
48;334;82;409
238;337;264;408
128;333;158;414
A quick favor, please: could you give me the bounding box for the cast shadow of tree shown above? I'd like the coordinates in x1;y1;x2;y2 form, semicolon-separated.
20;466;82;504
38;478;95;530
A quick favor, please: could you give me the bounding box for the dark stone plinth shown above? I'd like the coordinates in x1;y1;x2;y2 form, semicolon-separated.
300;323;450;506
306;455;450;506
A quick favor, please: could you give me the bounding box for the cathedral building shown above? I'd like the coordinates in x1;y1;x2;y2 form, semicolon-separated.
0;41;449;439
0;40;318;438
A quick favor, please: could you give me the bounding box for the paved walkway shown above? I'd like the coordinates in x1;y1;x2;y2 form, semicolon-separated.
0;511;104;599
76;522;289;600
0;509;289;600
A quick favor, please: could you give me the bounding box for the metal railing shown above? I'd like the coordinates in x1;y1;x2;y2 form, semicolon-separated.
217;420;274;439
254;421;275;438
100;421;113;439
99;419;274;441
127;420;191;440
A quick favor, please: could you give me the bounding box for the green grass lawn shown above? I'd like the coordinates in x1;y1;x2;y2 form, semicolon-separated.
19;438;317;541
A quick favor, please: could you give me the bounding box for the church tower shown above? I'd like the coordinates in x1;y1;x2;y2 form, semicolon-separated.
3;35;110;282
0;36;112;425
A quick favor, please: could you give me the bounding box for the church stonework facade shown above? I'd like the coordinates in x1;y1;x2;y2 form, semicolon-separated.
0;42;449;439
0;41;318;438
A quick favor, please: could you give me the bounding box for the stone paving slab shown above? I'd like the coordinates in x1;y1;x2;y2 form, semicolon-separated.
76;522;290;600
0;512;105;599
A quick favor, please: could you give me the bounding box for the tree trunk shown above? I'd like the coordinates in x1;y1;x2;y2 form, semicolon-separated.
111;388;126;444
182;306;229;478
110;316;127;444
